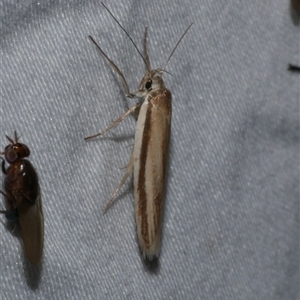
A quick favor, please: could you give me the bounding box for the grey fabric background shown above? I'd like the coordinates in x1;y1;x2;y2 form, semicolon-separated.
0;1;299;299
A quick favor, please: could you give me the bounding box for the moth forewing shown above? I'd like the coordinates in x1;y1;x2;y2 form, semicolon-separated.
134;85;172;259
18;188;44;265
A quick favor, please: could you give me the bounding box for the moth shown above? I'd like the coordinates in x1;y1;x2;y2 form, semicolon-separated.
85;3;192;260
0;131;44;265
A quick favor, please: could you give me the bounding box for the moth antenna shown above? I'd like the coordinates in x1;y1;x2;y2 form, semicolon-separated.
157;68;173;77
143;27;151;71
101;2;148;69
162;23;193;73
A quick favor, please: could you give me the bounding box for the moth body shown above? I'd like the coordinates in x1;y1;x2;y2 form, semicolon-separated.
133;71;172;259
85;2;192;260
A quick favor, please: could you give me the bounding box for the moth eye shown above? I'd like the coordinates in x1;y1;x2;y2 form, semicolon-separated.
145;80;152;90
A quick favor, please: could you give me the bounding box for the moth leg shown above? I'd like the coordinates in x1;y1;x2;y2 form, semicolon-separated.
132;102;141;121
103;148;134;212
85;103;141;140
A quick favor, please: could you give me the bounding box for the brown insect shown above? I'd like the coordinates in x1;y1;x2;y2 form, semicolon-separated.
0;131;44;264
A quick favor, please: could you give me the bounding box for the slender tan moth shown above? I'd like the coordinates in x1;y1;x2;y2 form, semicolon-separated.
85;3;192;260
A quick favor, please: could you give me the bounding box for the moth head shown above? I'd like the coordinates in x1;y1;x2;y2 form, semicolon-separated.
136;70;165;97
2;132;30;164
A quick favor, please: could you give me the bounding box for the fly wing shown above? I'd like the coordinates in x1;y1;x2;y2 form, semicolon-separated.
18;188;44;265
